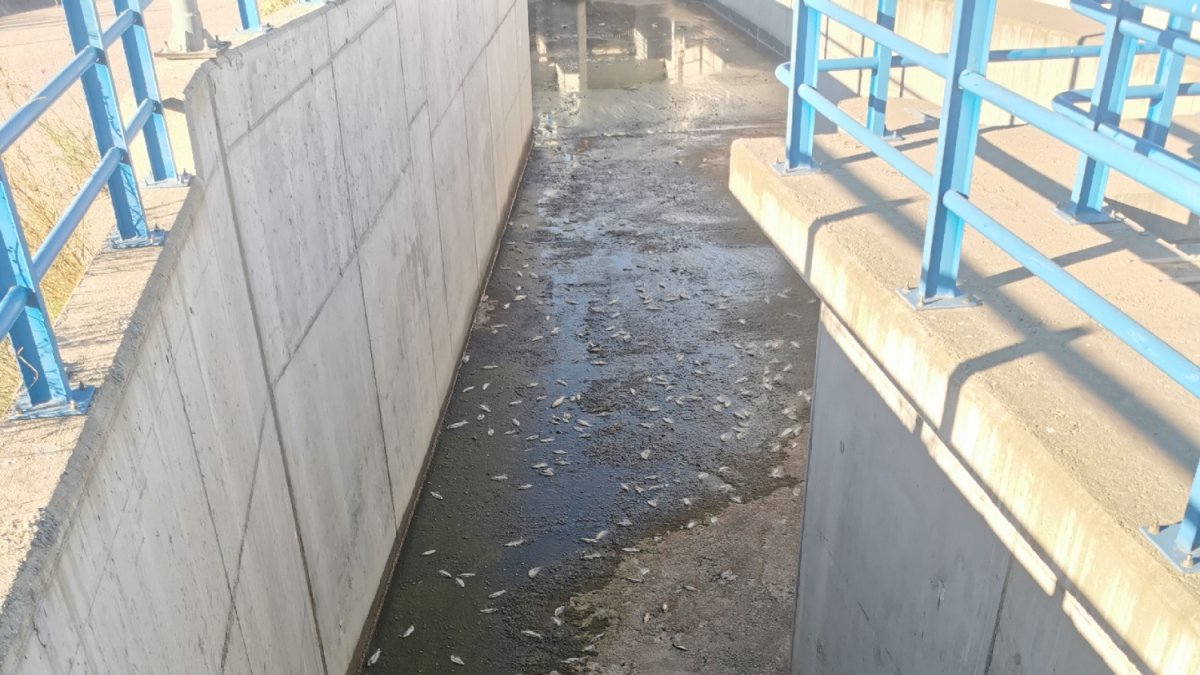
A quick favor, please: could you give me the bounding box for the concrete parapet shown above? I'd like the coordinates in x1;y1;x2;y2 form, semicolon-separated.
730;99;1200;673
0;0;532;672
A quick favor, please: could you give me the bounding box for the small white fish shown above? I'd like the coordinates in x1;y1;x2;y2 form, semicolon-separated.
521;630;544;639
639;449;651;460
551;396;565;408
505;538;526;547
528;566;542;578
482;382;491;390
438;570;452;578
623;547;640;553
491;474;508;481
462;386;476;393
582;552;603;560
517;483;533;490
480;404;492;413
455;577;466;588
367;648;380;666
401;625;414;638
489;589;508;599
482;364;497;370
647;499;659;508
430;491;444;500
421;549;436;557
447;420;468;429
532;462;549;469
479;608;498;614
458;572;476;578
451;655;465;665
555;606;565;617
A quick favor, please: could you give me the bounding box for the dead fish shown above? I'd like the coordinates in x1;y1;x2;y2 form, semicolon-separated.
479;607;498;614
540;468;555;477
482;365;498;370
639;449;651;460
552;449;568;455
682;584;698;592
552;616;564;626
438;570;453;578
517;483;533;490
528;566;543;578
769;467;785;478
556;379;569;386
514;294;527;301
673;643;689;652
401;625;414;638
489;589;508;599
505;538;527;547
430;491;444;500
451;655;465;665
458;573;476;578
491;474;509;481
482;382;491;390
647;499;659;508
480;404;492;413
421;549;436;557
447;420;468;429
521;630;544;639
510;399;524;406
551;396;565;408
582;552;603;560
462;386;476;393
624;577;644;584
555;606;565;617
622;547;640;553
455;577;466;588
367;648;381;666
532;462;549;469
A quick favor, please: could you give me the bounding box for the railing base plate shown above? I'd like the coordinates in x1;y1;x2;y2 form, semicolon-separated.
143;172;192;190
1141;523;1200;574
772;160;821;177
11;386;95;420
1052;202;1123;226
898;287;980;310
108;228;166;250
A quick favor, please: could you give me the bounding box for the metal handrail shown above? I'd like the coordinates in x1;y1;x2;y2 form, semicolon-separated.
0;0;182;418
775;0;1200;572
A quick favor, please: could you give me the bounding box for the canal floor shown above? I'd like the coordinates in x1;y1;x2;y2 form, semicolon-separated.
359;1;818;672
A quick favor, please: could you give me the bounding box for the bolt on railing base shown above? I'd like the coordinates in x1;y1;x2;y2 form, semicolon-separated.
772;160;822;177
11;386;95;420
156;37;231;61
898;287;981;310
1142;523;1200;574
1052;202;1124;226
108;227;166;250
144;171;192;190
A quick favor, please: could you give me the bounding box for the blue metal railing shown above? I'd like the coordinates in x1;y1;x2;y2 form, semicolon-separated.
776;0;1200;572
0;0;182;419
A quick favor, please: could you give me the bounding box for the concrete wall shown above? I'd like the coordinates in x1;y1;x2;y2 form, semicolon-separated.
705;0;1200;125
796;310;1133;674
0;0;532;672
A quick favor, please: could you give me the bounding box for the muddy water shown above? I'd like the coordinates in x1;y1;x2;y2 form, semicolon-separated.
359;1;817;672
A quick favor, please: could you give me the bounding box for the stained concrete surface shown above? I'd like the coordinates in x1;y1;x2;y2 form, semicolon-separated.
358;0;815;673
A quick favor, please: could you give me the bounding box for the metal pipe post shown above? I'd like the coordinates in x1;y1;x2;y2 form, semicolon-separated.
0;161;71;410
912;0;997;305
63;0;149;242
779;0;822;174
866;0;898;137
115;0;179;183
1063;1;1143;222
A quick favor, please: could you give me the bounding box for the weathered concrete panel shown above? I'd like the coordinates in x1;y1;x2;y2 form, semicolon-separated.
330;7;411;240
272;265;393;670
224;68;356;380
0;0;533;673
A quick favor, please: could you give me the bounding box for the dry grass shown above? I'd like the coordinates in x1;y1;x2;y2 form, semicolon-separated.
0;65;99;406
261;0;301;17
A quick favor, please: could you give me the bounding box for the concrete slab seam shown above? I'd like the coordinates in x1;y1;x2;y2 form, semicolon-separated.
206;83;332;675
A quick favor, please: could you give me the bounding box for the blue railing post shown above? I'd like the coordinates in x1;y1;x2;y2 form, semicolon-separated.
0;162;78;412
63;0;149;243
1143;14;1191;146
777;0;822;175
1060;1;1143;223
238;0;264;33
114;0;180;185
866;0;898;138
907;0;997;306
